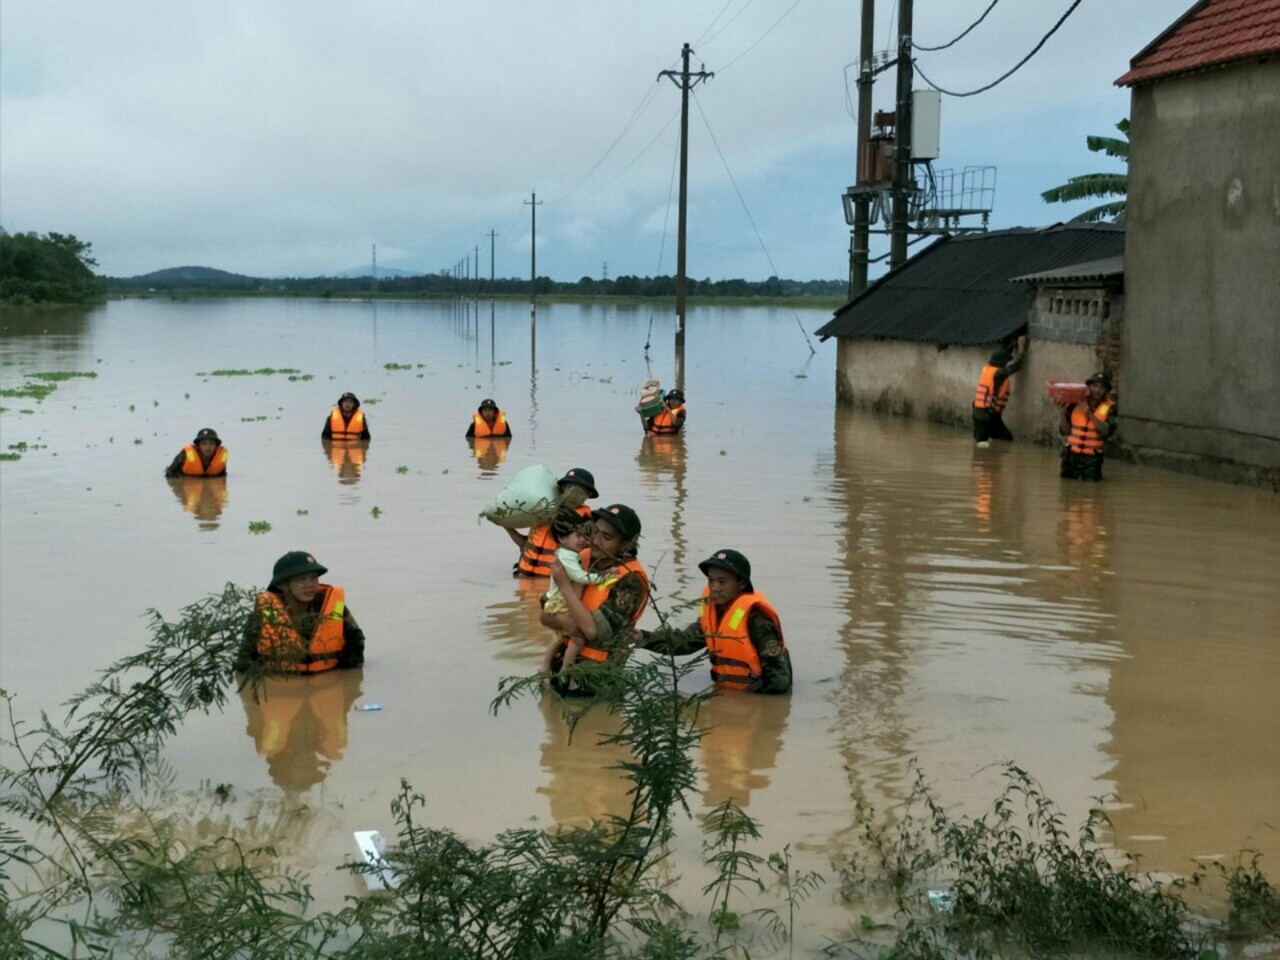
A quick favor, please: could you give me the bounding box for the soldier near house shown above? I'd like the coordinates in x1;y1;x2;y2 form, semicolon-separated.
1058;371;1117;481
972;337;1027;446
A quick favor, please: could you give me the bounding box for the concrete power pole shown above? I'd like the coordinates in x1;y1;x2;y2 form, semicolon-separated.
851;0;875;297
524;192;542;297
488;230;497;283
890;0;914;270
372;244;377;282
660;44;713;349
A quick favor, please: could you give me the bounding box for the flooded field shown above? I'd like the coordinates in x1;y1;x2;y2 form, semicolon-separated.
1;297;1277;951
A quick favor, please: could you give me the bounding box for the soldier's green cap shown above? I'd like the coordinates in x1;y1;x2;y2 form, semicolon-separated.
270;551;328;588
592;503;641;542
698;549;753;592
558;467;598;499
193;427;221;444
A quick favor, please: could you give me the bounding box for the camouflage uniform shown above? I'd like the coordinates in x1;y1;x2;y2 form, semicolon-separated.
644;611;792;694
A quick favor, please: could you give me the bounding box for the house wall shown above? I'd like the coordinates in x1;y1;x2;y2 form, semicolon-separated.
834;285;1121;447
1125;60;1280;486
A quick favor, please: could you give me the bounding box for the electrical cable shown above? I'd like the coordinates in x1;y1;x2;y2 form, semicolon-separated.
591;106;681;197
912;0;1001;51
694;0;738;46
717;0;805;73
551;78;666;204
656;128;680;276
701;0;762;47
692;91;816;354
913;0;1085;98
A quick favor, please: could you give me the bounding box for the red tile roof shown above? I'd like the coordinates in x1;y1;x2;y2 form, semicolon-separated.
1116;0;1280;86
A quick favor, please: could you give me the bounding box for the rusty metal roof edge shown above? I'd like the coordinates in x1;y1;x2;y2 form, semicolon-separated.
1009;254;1126;285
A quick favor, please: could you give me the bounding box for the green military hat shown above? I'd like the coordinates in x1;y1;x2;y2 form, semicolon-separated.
270;551;328;588
193;427;221;444
558;467;599;499
592;503;641;542
698;549;753;592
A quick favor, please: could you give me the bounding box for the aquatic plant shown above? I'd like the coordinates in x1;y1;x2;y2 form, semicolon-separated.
0;382;57;402
1216;851;1280;938
28;371;97;382
248;521;272;534
0;452;20;461
287;374;314;382
383;362;413;370
208;368;302;376
838;762;1212;958
370;507;382;518
296;509;309;516
133;438;143;445
396;466;408;474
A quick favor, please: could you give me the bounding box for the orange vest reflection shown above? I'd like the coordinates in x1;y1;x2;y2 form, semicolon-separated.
470;436;509;474
537;696;633;827
698;692;790;810
239;669;363;792
323;439;367;485
637;434;685;479
167;475;228;528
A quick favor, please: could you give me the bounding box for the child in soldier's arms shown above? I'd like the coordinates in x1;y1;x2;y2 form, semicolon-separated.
539;513;609;682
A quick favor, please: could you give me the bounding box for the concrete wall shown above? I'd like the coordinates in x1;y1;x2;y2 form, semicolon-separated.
834;336;1099;445
1125;60;1280;486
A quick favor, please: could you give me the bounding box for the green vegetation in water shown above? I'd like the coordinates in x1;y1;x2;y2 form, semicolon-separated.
207;368;302;377
296;509;309;516
396;465;408;474
794;372;808;379
0;587;1276;959
128;404;135;412
0;452;20;461
239;415;268;422
361;397;381;405
28;371;98;383
247;520;271;533
383;362;413;370
0;382;57;402
132;438;143;445
287;373;314;382
0;407;7;414
370;506;382;518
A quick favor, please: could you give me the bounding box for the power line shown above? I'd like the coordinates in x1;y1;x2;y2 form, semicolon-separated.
591;106;681;197
912;0;1001;51
694;0;738;46
551;79;666;203
656;128;680;275
717;0;805;73
691;91;816;353
700;0;761;47
913;0;1086;97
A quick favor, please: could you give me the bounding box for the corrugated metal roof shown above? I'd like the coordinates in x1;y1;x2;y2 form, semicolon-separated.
1010;255;1125;284
1116;0;1280;86
816;224;1125;345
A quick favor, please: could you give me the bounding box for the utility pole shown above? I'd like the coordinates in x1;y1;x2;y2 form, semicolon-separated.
524;192;542;297
474;244;479;293
372;244;378;282
602;261;608;282
488;230;497;282
851;0;875;297
660;43;713;349
890;0;914;270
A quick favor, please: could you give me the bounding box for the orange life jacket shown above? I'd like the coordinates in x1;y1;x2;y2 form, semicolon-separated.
577;558;651;662
698;588;785;690
255;585;346;673
181;444;228;476
517;504;592;576
328;408;365;441
472;411;508;437
973;364;1011;413
648;404;685;435
1067;401;1113;456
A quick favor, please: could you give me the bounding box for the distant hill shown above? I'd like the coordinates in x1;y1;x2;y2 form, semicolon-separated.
128;266;259;288
331;265;425;279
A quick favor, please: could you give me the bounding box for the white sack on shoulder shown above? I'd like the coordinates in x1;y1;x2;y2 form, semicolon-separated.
479;463;560;529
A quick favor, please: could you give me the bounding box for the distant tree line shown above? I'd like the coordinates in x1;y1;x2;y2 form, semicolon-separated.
0;229;105;304
106;268;846;300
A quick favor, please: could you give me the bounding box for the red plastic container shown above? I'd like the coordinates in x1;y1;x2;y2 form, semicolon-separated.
1046;380;1088;405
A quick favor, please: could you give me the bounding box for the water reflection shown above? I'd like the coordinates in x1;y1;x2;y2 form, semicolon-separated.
635;434;692;599
537;696;632;826
166;475;228;530
698;693;790;810
239;670;363;793
481;578;547;662
470;437;509;476
322;439;367;485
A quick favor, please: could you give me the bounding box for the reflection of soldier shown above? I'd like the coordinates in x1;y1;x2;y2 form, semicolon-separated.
322;439;366;485
535;695;632;827
970;453;999;535
480;577;549;663
470;436;509;475
699;692;790;810
167;475;228;528
240;669;363;792
636;433;685;481
1057;486;1108;572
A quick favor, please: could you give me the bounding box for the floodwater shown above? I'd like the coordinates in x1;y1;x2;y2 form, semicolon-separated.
1;297;1277;951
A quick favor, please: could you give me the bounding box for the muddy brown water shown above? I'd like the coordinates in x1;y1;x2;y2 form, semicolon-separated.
1;298;1277;951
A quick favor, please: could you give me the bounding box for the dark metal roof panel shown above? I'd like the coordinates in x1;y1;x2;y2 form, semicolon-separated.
817;224;1125;345
1010;255;1125;284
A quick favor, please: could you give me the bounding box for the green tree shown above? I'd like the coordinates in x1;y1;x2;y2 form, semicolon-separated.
1041;119;1129;224
0;229;104;303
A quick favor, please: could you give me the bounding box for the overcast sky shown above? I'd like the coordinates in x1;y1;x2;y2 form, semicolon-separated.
2;0;1186;281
